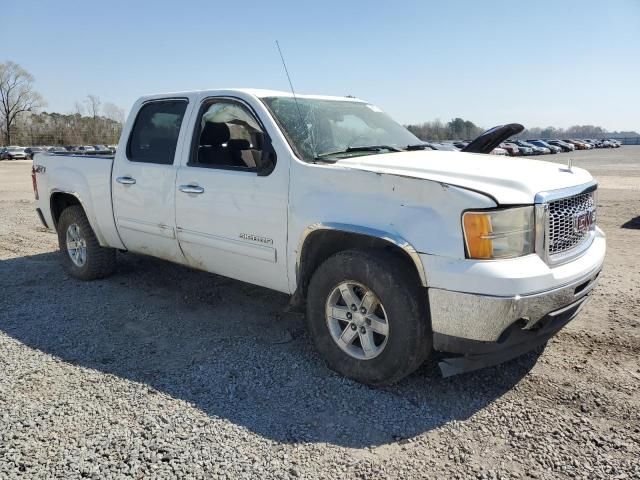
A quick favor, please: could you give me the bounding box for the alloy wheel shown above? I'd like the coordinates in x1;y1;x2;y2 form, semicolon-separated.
325;281;389;360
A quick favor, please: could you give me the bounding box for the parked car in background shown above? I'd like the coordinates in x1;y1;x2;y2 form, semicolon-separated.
490;146;508;155
528;140;561;154
564;140;589;150
25;147;45;159
1;146;27;160
107;145;118;153
593;139;613;148
92;145;113;154
499;142;520;156
513;140;545;155
513;142;534;155
48;146;67;153
77;146;97;153
605;138;621;148
547;140;574;152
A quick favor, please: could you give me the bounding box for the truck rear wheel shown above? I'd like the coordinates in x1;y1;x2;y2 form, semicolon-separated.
306;249;432;385
57;205;116;280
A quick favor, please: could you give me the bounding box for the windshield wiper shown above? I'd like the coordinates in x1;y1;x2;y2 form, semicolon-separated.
315;145;402;159
405;143;433;151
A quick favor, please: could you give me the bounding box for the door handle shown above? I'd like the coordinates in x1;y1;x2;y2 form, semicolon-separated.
116;176;136;185
179;184;205;194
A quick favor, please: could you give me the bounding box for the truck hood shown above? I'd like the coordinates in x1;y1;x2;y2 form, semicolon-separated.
461;123;524;154
336;150;593;204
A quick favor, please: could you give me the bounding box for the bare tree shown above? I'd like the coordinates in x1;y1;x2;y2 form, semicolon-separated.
103;102;125;125
83;95;103;142
84;94;101;119
0;61;45;145
74;101;84;116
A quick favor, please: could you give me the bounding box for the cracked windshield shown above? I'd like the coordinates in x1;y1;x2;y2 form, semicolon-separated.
262;96;423;162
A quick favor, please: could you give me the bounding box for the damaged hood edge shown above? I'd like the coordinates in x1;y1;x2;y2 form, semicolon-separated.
335;150;594;205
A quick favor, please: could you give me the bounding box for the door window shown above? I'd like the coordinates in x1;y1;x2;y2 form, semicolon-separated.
190;99;265;171
127;100;188;165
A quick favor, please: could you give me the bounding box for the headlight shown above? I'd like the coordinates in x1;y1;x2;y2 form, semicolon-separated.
462;206;535;259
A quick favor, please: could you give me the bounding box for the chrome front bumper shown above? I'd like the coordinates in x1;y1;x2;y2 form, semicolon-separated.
429;266;601;345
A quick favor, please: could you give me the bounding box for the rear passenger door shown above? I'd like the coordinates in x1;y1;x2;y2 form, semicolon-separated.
174;96;290;292
112;98;190;263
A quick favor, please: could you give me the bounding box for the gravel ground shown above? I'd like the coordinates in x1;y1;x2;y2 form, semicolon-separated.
1;148;639;479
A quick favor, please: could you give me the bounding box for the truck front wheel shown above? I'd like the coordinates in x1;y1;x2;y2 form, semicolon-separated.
57;205;116;280
306;249;432;385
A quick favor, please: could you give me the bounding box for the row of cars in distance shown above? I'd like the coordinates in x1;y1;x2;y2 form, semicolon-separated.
426;138;622;156
502;138;621;156
0;144;117;160
1;137;622;160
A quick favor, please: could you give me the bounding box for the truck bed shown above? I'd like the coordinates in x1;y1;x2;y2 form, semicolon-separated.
34;153;125;249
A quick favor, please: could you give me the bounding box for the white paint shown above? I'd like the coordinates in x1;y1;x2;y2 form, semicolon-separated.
34;88;605;301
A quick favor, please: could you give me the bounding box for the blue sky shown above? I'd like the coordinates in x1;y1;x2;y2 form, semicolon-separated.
5;0;640;131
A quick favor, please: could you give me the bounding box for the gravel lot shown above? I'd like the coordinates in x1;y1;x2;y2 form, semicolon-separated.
1;148;639;479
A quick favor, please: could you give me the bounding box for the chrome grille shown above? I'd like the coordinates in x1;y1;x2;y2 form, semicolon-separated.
547;191;596;256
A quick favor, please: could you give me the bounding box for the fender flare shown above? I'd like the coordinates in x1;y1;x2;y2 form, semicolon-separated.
296;222;427;287
49;189;107;246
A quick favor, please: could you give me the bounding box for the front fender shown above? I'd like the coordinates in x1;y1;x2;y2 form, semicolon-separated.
287;162;498;293
296;222;428;287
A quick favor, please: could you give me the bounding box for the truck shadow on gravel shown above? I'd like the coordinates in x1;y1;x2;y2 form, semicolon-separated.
621;215;640;229
0;251;541;448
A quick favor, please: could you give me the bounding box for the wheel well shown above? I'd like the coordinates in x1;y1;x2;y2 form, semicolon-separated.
292;229;425;307
50;192;82;228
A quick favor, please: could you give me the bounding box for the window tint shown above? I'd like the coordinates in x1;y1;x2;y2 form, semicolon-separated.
191;100;264;170
127;100;187;164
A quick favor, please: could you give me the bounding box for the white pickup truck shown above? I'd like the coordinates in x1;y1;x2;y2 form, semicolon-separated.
32;89;606;384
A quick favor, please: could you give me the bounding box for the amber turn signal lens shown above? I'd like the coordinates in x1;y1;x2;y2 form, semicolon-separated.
463;213;493;259
462;207;535;259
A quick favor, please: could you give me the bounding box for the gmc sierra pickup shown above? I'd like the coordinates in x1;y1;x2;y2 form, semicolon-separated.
32;89;606;385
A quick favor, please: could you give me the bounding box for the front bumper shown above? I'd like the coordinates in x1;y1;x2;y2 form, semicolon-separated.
428;263;602;377
429;266;601;345
435;294;591;377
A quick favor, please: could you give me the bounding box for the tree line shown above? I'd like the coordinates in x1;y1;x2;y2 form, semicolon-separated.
405;118;640;141
0;61;124;146
10;109;123;146
405;118;484;142
406;118;638;142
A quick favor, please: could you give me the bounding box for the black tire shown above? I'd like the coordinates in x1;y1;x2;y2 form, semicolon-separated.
306;249;432;386
57;205;116;280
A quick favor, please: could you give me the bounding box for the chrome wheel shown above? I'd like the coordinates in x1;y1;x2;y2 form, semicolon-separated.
325;281;389;360
66;223;87;267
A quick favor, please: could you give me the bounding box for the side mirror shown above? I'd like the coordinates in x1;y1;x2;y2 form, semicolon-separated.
254;132;277;177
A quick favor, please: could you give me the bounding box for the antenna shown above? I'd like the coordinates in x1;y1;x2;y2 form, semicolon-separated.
275;40;315;157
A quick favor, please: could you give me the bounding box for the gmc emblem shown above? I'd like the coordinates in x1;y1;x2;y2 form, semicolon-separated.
574;210;595;233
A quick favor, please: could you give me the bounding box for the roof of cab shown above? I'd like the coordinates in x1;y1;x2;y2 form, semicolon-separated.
137;88;366;103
